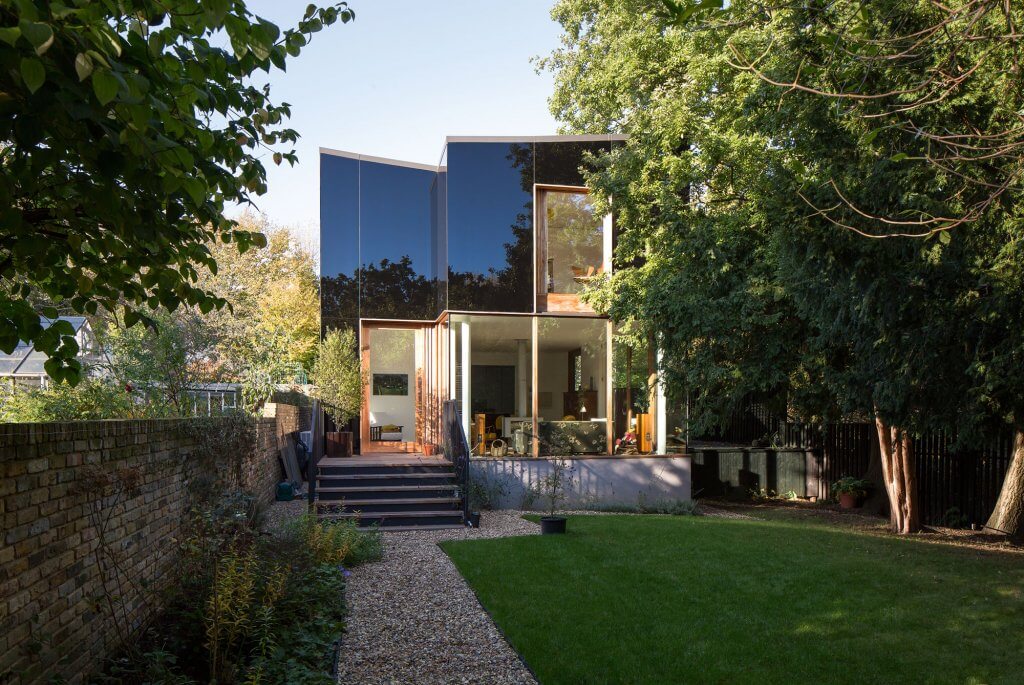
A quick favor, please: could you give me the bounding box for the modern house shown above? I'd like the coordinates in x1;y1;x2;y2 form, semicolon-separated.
320;135;688;460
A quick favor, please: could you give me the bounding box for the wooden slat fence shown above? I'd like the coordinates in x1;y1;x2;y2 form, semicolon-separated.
693;402;1014;527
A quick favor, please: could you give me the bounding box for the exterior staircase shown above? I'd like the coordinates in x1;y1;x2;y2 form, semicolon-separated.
314;460;465;530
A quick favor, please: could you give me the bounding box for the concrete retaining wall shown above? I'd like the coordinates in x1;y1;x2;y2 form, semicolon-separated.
469;456;691;510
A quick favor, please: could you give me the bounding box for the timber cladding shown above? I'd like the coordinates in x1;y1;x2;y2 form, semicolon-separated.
0;404;300;684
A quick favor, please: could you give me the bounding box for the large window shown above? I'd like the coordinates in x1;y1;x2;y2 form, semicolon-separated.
449;314;533;455
537;317;609;455
541;190;605;296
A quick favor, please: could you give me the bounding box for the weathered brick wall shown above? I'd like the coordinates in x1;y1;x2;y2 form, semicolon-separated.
0;404;300;684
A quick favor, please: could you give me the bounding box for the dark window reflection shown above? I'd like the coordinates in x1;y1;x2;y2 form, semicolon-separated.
447;142;534;312
534;141;610;187
359;160;436;320
320;153;359;334
431;168;447;315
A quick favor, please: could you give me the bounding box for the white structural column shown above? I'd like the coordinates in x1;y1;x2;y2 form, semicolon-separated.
460;320;471;441
449;323;458;401
656;345;667;453
516;339;528;417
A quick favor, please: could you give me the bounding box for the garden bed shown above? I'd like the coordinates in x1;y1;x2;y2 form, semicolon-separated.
89;494;380;684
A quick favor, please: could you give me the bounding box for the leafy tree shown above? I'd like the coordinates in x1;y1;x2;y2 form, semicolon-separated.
0;0;352;384
198;212;320;378
703;0;1024;537
309;327;363;427
544;0;1021;534
100;305;216;414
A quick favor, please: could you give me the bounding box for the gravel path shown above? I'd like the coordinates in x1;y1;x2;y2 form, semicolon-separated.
337;511;540;685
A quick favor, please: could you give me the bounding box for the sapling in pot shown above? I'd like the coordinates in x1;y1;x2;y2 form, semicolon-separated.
538;457;574;534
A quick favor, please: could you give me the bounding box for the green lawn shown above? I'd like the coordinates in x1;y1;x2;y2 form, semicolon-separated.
441;515;1024;685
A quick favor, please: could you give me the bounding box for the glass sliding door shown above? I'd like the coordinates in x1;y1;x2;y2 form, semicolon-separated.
449;314;533;455
365;327;417;452
536;316;610;455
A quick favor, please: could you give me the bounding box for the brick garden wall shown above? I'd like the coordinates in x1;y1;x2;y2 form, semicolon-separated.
0;404;300;684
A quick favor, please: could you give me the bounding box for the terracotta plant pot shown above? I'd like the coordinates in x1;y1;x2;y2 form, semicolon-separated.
422;443;436;456
838;492;859;509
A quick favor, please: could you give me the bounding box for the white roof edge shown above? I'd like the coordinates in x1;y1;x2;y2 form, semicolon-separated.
444;134;627;143
318;147;438;172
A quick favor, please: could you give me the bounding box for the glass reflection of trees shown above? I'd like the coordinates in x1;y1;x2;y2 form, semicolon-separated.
545;191;604;294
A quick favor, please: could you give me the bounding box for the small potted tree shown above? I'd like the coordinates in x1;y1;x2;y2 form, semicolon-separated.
831;476;872;509
537;457;575;534
310;327;364;458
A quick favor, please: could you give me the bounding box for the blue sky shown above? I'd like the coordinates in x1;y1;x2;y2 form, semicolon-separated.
235;0;563;247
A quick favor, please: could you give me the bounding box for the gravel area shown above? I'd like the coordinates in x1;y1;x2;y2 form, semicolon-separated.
261;495;307;532
337;511;539;685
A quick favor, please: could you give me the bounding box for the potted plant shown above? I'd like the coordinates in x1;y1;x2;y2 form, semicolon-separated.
537;457;574;534
831;476;872;509
310;327;365;458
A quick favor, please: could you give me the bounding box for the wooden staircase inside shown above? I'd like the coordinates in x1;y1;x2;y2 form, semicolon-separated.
314;459;465;530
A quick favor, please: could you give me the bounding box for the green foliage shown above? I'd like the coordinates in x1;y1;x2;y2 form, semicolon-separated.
468;475;510;511
310;327;364;426
543;0;1024;443
595;497;698;515
0;377;147;421
92;495;380;684
286;513;383;568
532;458;576;515
830;477;874;499
100;306;217;413
0;1;352;384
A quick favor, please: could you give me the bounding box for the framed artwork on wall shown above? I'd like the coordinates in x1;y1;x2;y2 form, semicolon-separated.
373;373;409;396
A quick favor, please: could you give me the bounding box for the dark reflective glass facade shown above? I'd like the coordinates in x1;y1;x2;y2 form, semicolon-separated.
320;153;359;333
358;159;435;320
320;138;619;323
534;140;611;187
446;142;534;312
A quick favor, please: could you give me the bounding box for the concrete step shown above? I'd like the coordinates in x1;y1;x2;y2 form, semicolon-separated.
316;472;457;488
319;510;465;528
316;484;460;502
320;497;462;513
318;464;454;477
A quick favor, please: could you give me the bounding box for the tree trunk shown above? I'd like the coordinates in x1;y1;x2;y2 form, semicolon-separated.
859;427;890;518
874;414;921;534
984;428;1024;540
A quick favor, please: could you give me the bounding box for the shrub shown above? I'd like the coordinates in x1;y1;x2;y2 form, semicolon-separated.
286;514;383;567
0;378;161;421
91;496;381;684
830;476;873;499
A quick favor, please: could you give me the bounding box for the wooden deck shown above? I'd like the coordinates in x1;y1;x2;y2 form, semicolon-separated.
319;452;449;468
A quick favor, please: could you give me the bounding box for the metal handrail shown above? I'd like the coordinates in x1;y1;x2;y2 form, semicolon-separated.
441;400;471;522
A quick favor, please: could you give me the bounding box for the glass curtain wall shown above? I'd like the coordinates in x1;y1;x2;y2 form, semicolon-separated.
537;317;609;455
320;153;359;334
449;314;533;455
